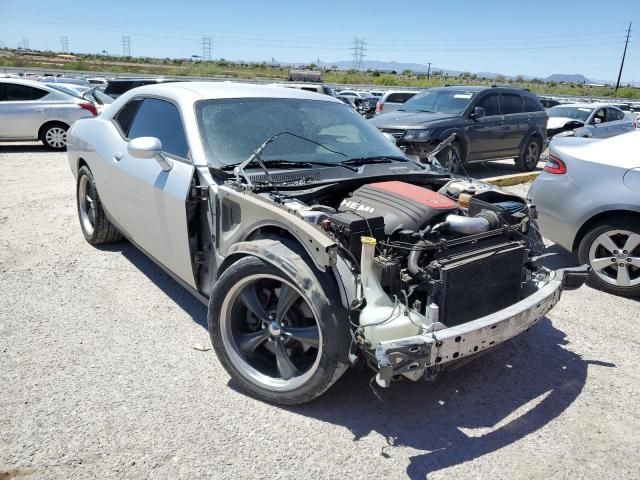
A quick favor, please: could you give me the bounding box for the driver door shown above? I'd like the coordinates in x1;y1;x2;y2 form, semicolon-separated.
109;97;197;289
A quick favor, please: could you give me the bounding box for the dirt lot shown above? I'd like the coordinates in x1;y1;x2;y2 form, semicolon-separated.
1;144;639;480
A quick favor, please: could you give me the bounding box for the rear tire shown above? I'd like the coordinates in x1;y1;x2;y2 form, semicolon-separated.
76;166;122;245
40;122;69;151
208;256;347;405
516;137;541;172
578;218;640;297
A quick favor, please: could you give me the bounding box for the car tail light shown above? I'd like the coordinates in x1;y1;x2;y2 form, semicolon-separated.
79;103;98;116
543;155;567;174
377;102;384;112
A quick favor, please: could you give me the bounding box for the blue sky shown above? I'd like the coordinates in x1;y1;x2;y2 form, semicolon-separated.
1;0;638;82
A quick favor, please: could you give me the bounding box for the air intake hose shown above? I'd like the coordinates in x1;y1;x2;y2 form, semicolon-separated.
444;210;500;235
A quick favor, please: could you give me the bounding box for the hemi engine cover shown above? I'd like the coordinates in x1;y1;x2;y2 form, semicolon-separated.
339;181;457;235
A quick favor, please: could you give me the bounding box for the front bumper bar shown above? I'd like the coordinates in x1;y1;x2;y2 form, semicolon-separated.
374;266;589;385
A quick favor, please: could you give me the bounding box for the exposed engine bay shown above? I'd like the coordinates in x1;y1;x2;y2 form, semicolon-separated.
272;175;546;381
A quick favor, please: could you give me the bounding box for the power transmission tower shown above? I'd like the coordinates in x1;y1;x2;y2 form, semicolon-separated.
201;36;212;61
351;37;367;70
427;62;432;80
21;37;29;50
60;36;69;54
121;36;131;57
615;22;632;93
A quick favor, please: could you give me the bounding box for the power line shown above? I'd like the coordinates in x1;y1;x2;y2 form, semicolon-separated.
121;35;131;57
21;37;29;49
201;36;212;61
615;22;632;92
60;36;69;53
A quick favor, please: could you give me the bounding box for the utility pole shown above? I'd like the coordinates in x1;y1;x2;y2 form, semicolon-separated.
427;62;432;80
201;36;212;61
121;36;131;57
21;37;29;50
60;36;69;54
615;22;632;93
350;37;366;70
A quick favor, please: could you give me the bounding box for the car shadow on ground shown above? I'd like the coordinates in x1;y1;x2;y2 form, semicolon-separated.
102;240;615;479
286;320;614;479
0;143;48;153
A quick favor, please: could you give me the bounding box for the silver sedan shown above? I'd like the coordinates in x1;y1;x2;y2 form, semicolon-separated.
529;131;640;297
0;78;97;150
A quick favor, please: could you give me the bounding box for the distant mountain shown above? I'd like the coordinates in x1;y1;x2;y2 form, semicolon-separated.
544;73;589;84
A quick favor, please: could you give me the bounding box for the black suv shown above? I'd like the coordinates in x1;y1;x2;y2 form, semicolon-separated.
370;86;548;171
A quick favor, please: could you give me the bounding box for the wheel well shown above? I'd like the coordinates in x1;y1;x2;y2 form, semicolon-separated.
77;157;88;171
217;227;301;279
572;210;640;251
38;120;70;140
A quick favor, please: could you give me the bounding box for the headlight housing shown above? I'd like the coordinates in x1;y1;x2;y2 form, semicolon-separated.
402;129;431;142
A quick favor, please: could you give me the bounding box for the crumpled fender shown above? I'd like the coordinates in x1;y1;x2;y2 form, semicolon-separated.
224;239;351;363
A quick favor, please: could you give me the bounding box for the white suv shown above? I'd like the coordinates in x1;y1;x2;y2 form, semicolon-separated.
375;90;418;115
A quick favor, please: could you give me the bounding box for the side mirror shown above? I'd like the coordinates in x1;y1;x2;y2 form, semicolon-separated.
593;117;602;124
382;132;397;144
127;136;173;172
470;106;486;119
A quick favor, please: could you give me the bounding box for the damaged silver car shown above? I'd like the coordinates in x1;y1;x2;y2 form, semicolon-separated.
67;82;588;404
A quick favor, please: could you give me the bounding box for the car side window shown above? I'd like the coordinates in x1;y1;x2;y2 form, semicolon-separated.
501;94;523;114
0;84;48;101
523;96;542;112
387;93;415;103
607;108;624;121
113;99;142;136
593;109;606;124
127;98;189;159
476;93;500;116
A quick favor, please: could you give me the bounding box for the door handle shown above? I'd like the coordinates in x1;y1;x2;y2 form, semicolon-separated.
114;151;124;161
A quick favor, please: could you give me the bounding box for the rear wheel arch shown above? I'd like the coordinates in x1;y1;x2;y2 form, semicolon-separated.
38;120;70;139
573;210;640;251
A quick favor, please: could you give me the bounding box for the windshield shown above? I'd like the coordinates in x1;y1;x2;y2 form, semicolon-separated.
196;98;402;166
401;89;476;114
547;106;593;121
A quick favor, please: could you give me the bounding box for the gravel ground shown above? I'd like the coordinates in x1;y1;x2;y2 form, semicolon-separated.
1;143;639;480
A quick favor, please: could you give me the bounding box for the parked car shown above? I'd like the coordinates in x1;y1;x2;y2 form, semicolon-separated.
546;103;636;139
39;76;91;87
368;90;384;98
46;83;114;114
375;90;418;115
371;86;547;171
67;82;586;404
336;90;371;99
103;77;182;98
529;130;640;297
0;78;97;150
539;97;560;109
275;83;335;96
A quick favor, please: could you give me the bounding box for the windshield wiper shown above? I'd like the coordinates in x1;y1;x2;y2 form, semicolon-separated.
227;158;358;172
340;155;409;166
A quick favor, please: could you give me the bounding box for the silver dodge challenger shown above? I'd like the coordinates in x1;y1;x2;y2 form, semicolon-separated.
67;82;588;404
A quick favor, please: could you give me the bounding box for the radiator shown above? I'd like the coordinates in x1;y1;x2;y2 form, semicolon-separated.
435;242;527;327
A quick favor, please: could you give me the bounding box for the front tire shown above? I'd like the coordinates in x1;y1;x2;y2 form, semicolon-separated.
76;166;122;245
516;137;541;172
208;256;347;404
436;141;464;174
40;122;69;151
578;218;640;297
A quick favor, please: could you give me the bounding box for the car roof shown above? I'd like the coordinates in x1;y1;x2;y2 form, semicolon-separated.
552;102;617;109
0;78;52;88
129;81;343;103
